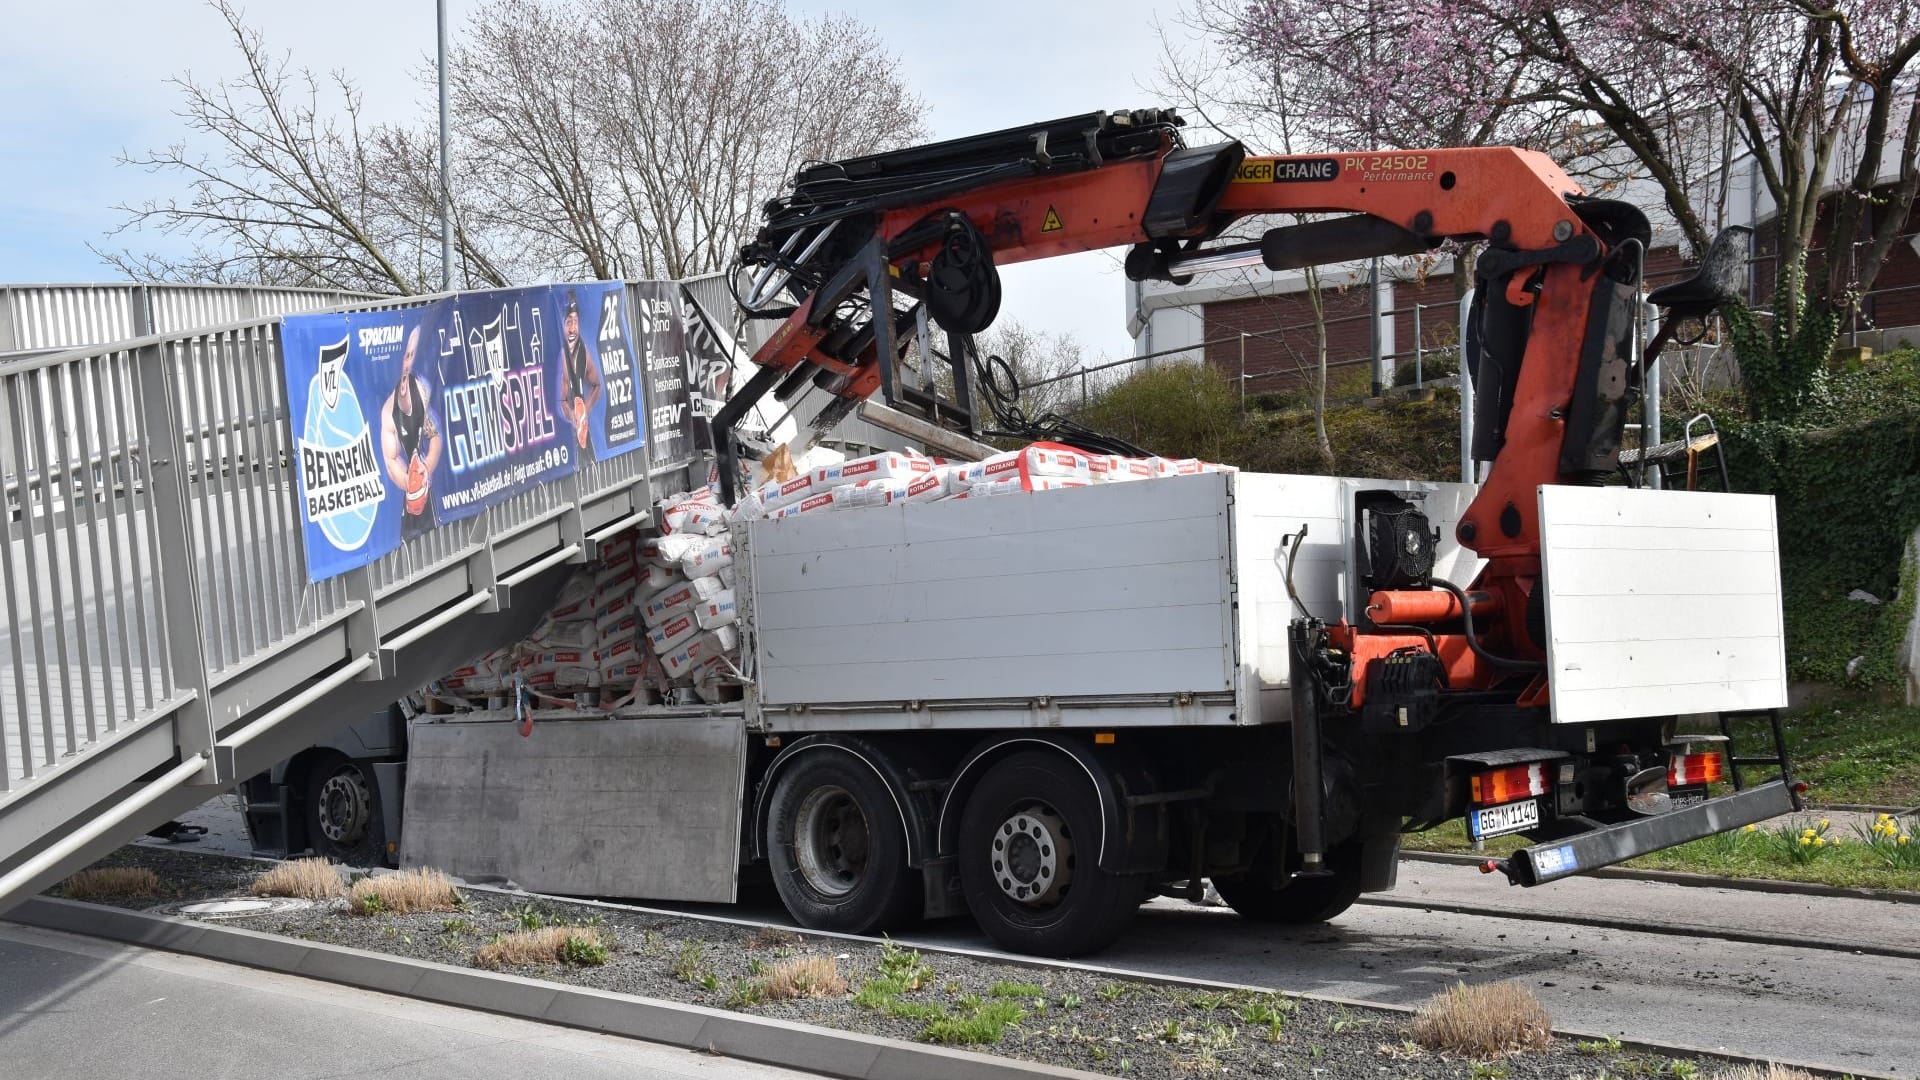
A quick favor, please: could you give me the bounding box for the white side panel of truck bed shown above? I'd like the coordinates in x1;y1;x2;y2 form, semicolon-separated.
1539;486;1788;724
1231;474;1481;724
746;475;1237;708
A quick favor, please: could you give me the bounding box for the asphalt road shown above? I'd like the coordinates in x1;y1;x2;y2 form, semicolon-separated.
0;922;819;1080
136;799;1920;1078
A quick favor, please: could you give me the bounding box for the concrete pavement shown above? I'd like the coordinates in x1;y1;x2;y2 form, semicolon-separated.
0;923;821;1080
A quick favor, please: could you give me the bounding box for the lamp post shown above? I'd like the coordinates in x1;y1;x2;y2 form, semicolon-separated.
437;0;453;292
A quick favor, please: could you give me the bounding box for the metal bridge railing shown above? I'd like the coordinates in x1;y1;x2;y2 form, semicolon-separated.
0;286;666;877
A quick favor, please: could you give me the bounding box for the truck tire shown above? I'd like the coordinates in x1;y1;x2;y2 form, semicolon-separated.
302;754;387;868
766;753;920;935
957;751;1148;957
1211;839;1363;924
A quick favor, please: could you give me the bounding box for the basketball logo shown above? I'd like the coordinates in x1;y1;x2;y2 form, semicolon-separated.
297;336;385;551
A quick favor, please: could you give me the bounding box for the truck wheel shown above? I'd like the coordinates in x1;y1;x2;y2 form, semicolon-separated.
766;754;919;935
302;754;386;868
1211;840;1363;924
958;752;1147;957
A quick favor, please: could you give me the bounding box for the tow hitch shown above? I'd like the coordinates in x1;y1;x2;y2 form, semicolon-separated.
1486;780;1798;886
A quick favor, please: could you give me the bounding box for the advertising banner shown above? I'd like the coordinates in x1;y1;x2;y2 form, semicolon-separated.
282;282;645;582
632;280;697;471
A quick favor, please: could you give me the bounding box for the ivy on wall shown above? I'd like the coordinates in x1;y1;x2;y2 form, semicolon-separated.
1719;350;1920;685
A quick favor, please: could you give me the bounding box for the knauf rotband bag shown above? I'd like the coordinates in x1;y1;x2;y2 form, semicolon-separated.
832;476;912;509
694;589;738;630
641;575;726;629
754;472;820;512
645;612;701;656
680;536;734;579
812;451;933;487
661;625;740;680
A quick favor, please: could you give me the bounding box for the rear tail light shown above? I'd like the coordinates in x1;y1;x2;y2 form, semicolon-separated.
1470;763;1551;805
1668;751;1725;787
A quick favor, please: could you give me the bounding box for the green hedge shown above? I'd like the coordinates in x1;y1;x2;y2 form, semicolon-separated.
1717;350;1920;686
1076;362;1462;482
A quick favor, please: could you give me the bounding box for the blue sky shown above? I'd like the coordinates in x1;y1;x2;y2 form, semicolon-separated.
0;0;1192;361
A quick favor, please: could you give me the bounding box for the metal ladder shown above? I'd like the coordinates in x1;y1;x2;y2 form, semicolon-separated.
1618;413;1731;492
1717;709;1804;808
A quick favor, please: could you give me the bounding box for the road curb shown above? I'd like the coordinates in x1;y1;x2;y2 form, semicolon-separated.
7;896;1104;1080
10;891;1891;1080
1400;849;1920;904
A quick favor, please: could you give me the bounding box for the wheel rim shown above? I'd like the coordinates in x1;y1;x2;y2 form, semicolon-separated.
793;784;869;898
990;803;1072;907
316;766;371;845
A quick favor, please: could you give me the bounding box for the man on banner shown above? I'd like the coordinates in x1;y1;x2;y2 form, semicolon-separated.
381;326;443;540
559;290;602;451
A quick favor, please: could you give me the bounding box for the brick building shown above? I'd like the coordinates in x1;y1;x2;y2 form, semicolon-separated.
1125;179;1919;392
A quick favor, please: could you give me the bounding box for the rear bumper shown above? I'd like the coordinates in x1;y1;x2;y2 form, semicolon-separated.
1505;780;1797;886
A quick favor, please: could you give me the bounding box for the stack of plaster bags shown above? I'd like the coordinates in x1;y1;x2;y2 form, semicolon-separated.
433;443;1232;710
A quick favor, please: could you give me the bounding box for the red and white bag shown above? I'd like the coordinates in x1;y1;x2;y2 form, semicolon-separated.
812;451;933;488
642;575;727;629
694;588;737;630
833;476;912;509
680;536;734;579
645;612;701;656
660;626;740;679
752;472;821;512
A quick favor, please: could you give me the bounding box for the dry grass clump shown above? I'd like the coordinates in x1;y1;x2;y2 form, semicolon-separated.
753;954;847;1001
1711;1067;1817;1080
252;858;344;900
1409;981;1553;1056
473;926;607;968
348;868;460;914
747;925;803;950
61;867;167;901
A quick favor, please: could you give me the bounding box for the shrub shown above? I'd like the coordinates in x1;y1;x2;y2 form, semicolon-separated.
348;868;460;915
473;926;607;968
1393;345;1461;387
252;858;344;900
61;867;166;901
1074;362;1241;464
1409;981;1552;1056
751;955;847;1001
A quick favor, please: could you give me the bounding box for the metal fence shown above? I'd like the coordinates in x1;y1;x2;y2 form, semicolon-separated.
0;283;381;355
0;283;668;806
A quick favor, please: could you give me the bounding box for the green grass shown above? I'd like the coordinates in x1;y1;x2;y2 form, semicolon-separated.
987;980;1046;999
922;998;1027;1045
1769;695;1920;806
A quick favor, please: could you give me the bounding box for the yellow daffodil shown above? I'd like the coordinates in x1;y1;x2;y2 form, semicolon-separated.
1814;837;1827;847
1799;836;1812;846
1902;835;1912;846
1819;818;1830;829
1743;824;1757;833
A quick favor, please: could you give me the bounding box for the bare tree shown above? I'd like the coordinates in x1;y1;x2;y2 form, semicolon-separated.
450;0;926;281
100;1;444;292
103;0;925;292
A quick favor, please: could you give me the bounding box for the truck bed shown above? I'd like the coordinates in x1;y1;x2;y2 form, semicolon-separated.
735;471;1479;731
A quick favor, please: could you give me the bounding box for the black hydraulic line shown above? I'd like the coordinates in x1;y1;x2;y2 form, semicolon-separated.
1287;621;1331;877
1430;578;1544;671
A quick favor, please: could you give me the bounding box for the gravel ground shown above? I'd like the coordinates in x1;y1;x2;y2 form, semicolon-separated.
54;847;1711;1080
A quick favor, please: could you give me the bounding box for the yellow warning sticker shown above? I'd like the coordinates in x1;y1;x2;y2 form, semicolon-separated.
1041;206;1064;232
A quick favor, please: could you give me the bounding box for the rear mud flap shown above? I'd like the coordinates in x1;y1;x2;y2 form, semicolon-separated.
1503;781;1796;886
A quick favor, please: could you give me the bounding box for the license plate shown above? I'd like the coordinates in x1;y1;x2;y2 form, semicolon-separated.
1469;799;1540;840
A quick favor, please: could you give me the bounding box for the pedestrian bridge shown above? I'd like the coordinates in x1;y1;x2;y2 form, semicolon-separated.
0;282;704;911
